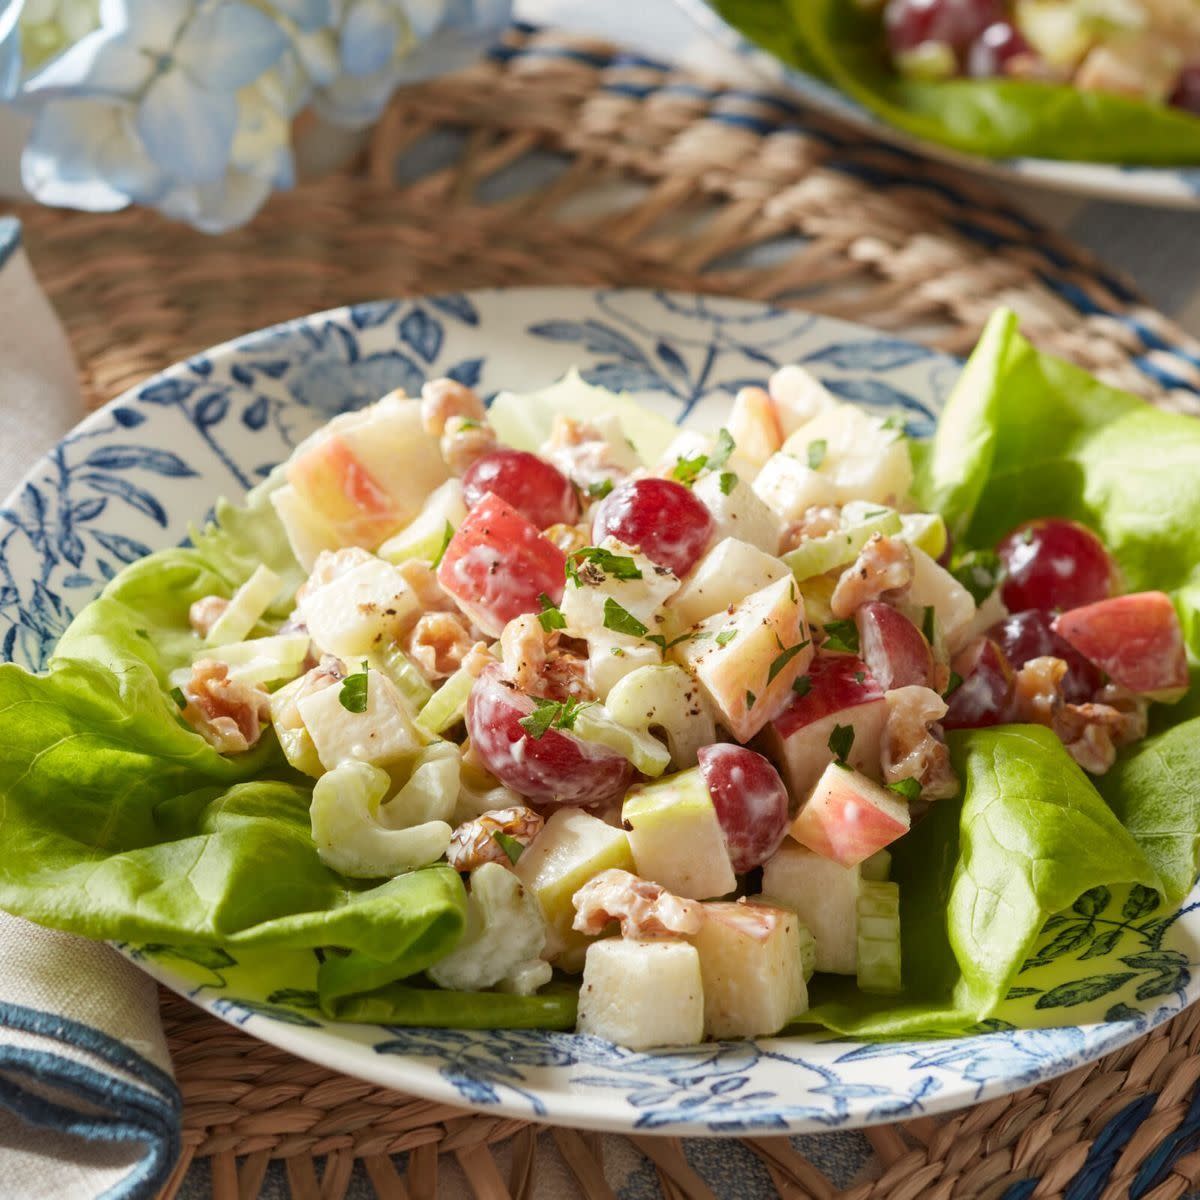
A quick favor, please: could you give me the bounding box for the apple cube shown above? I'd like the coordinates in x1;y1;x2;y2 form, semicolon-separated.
758;653;886;802
297;668;426;771
671;538;790;631
767;366;839;437
761;841;861;975
622;768;737;900
437;493;567;637
790;762;910;867
727;386;783;469
576;937;704;1049
752;453;839;525
672;575;812;743
692;469;782;556
690;900;808;1038
270;485;341;572
561;538;681;637
378;478;468;564
297;555;420;660
907;548;977;654
1053;592;1189;703
515;809;635;951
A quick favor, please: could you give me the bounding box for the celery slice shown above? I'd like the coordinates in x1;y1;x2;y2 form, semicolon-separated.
573;706;670;777
205;565;283;645
857;880;902;995
783;507;902;582
370;644;434;713
417;666;474;735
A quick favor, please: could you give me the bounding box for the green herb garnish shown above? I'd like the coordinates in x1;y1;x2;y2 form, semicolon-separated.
768;640;810;683
339;663;369;714
822;619;860;655
951;549;1005;606
537;593;566;632
922;605;937;644
807;439;827;470
671;454;708;485
566;546;643;586
708;427;736;471
828;723;855;763
745;689;757;709
602;597;649;638
170;686;187;709
945;671;964;696
718;471;738;496
793;674;812;698
586;479;614;501
518;696;591;740
493;831;524;865
715;628;738;648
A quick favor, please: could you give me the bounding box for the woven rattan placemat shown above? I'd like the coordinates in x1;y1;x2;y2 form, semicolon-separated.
12;24;1200;1200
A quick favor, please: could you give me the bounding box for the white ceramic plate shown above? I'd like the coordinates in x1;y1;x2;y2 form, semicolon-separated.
674;0;1200;210
3;288;1197;1135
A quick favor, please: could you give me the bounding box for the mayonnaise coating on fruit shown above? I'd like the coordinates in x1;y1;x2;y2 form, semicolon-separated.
175;367;1186;1049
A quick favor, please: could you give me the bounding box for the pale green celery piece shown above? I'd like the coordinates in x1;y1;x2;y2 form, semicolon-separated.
370;643;434;713
857;880;902;995
783;507;901;581
573;705;670;777
897;512;948;562
417;666;474;735
206;564;284;645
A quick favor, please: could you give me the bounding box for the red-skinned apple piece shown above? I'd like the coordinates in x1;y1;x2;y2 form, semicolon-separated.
856;602;935;691
287;434;401;548
466;668;634;807
437;492;567;637
1053;592;1189;702
789;761;911;867
697;744;791;873
943;636;1014;729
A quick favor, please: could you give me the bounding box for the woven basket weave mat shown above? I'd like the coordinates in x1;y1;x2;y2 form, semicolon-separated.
12;23;1200;1200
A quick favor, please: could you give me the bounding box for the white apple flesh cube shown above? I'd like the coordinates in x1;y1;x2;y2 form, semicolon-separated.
297;669;426;771
790;762;910;868
670;537;790;630
761;842;861;975
767;366;839;437
752;453;839;525
780;404;913;507
672;575;812;743
907;547;977;654
758;653;886;803
692;470;782;556
690;901;808;1038
576;937;704;1049
621;768;737;900
727;386;783;469
515;808;635;955
297;556;421;660
586;636;663;703
561;538;681;637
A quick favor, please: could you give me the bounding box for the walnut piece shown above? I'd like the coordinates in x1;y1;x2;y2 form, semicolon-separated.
180;659;271;754
780;505;842;552
420;378;487;438
447;806;545;872
188;595;229;638
441;414;498;475
406;611;475;681
830;534;914;619
572;869;703;939
499;614;593;702
881;685;958;801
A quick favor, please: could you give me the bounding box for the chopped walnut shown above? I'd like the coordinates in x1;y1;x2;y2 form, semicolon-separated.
462;641;499;678
420;378;487;438
881;685;958;801
189;595;229;638
780;505;842;551
540;651;593;702
830;534;914;620
395;558;452;612
543;414;636;492
441;414;498;475
498;614;593;702
572;869;703;939
1013;656;1067;729
180;659;271;754
447;806;545;872
406;611;475;681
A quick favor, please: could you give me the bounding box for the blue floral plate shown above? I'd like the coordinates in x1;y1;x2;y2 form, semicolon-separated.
3;288;1197;1134
674;0;1200;210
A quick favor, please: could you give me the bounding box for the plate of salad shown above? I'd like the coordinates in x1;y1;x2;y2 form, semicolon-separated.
1;288;1199;1134
676;0;1200;207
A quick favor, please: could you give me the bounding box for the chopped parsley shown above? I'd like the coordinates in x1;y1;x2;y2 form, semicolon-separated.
822;619;860;655
537;593;566;632
828;723;855;763
430;520;454;569
862;509;890;520
768;640;811;683
854;670;866;684
611;647;626;657
456;418;483;430
950;548;1005;605
922;605;937;644
170;686;188;709
670;428;735;485
708;427;736;471
806;439;827;470
339;663;370;714
493;831;524;865
671;453;708;485
745;689;757;710
602;597;649;638
792;674;812;698
715;628;738;648
647;630;698;652
718;471;738;496
518;696;591;740
566;546;643;586
586;478;614;501
887;777;922;802
945;670;964;696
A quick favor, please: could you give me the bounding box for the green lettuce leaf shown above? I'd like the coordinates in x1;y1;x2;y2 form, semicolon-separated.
712;0;1200;164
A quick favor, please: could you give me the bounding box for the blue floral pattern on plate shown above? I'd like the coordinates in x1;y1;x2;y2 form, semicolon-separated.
4;288;1197;1134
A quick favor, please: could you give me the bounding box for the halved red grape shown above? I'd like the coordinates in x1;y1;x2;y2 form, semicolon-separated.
943;636;1014;729
996;518;1116;614
885;0;1003;55
462;449;579;530
1170;65;1200;114
592;477;714;578
856;601;935;691
986;609;1103;704
466;669;633;807
697;744;790;873
966;21;1033;77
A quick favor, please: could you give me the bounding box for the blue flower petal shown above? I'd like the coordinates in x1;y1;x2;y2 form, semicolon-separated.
405;0;449;40
0;1;23;101
177;2;288;91
23;28;152;97
137;69;236;184
100;0;190;47
270;0;332;31
22;99;133;210
340;0;398;77
158;170;274;234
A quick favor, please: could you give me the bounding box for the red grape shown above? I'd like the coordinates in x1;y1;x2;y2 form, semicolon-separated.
1170;65;1200;114
885;0;1003;55
943;636;1014;729
592;477;714;578
856;602;935;691
966;21;1033;77
986;609;1102;704
462;449;579;530
697;744;790;873
996;518;1116;614
466;669;633;807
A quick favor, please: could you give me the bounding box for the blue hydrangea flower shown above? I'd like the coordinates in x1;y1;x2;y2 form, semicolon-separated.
0;1;25;99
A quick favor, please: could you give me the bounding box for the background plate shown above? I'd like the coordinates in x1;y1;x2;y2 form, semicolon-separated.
2;288;1197;1134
